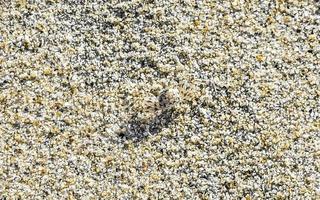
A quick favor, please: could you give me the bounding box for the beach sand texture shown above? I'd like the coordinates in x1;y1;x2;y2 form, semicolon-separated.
0;0;319;199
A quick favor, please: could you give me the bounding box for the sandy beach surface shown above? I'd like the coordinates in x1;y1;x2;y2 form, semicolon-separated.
0;0;319;199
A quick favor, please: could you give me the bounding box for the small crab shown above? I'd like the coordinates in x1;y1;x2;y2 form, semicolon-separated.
119;89;180;141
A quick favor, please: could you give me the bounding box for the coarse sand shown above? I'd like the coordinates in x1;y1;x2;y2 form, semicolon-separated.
0;0;319;199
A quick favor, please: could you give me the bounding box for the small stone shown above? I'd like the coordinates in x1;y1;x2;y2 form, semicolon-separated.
256;54;265;62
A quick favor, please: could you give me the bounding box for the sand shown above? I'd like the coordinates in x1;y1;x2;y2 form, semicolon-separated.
0;0;319;199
